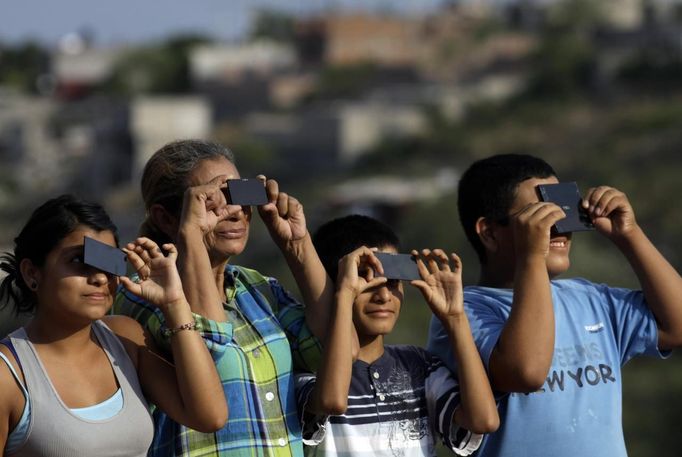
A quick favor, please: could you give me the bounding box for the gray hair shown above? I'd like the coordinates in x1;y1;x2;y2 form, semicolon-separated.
139;139;235;243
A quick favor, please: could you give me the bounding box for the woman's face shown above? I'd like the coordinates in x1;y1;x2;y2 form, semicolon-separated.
29;226;118;325
187;157;252;261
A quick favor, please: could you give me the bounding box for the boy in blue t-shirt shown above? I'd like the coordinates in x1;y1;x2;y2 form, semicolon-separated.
427;154;682;457
296;215;499;456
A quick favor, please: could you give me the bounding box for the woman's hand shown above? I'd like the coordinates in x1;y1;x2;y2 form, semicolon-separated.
120;238;186;311
179;174;231;236
257;176;307;247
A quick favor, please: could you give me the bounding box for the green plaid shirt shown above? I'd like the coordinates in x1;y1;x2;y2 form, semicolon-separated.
113;264;322;457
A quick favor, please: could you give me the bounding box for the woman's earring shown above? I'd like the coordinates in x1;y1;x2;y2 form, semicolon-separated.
30;281;37;291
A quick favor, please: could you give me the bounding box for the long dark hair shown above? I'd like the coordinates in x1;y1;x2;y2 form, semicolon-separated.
0;194;118;314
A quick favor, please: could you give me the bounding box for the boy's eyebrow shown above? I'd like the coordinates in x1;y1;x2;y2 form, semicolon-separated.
60;245;84;257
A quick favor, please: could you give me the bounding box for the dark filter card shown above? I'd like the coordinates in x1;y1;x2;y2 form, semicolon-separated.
537;182;595;234
374;252;421;281
83;236;127;276
225;179;268;206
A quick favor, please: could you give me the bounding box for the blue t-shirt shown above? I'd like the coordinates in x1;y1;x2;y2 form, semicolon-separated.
426;278;667;457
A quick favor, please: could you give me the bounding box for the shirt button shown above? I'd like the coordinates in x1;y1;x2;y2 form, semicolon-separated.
265;392;275;401
379;394;386;401
253;349;261;358
373;372;380;379
278;438;287;447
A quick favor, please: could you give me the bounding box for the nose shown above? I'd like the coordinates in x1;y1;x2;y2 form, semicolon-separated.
226;204;251;220
373;285;391;303
88;269;112;286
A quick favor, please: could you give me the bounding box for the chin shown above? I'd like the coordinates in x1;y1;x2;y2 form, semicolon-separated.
214;239;248;258
356;321;396;338
547;257;570;278
369;322;397;336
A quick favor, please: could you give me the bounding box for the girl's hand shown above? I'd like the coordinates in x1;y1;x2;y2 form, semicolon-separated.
120;238;186;311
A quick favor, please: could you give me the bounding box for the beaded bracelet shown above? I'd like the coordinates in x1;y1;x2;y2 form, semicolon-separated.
161;321;197;337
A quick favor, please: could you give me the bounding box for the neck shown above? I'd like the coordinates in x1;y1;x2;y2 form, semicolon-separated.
357;334;385;364
478;264;514;288
212;258;230;301
24;315;95;350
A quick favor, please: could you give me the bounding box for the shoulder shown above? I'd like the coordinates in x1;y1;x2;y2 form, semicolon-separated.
464;285;512;307
552;277;599;292
101;315;146;344
100;316;145;369
229;264;271;286
230;265;300;312
0;343;24;417
552;278;638;306
0;343;20;380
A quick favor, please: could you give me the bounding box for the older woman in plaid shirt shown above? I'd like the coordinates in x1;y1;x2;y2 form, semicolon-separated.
114;139;332;456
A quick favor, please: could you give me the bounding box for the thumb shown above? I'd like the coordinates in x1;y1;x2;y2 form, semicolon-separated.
119;276;142;296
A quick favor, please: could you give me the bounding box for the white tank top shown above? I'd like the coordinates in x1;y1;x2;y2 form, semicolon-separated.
5;320;154;457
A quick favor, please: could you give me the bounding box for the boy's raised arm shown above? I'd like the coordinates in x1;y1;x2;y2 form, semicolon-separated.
483;202;565;392
412;249;499;434
583;186;682;351
305;247;385;415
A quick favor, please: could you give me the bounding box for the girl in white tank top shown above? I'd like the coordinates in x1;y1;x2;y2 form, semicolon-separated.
0;195;227;456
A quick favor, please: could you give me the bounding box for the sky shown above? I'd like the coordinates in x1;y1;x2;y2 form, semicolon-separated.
1;0;447;46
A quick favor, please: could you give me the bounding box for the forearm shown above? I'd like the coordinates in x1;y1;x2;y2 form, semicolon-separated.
491;256;554;392
446;316;499;434
176;227;226;321
281;232;334;339
166;302;228;431
616;226;682;350
308;291;354;415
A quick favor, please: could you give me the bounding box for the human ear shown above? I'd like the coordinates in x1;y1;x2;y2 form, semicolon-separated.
475;217;499;254
19;258;41;291
149;204;179;240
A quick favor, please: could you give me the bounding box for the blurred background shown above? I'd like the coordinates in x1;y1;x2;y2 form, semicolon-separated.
1;0;681;454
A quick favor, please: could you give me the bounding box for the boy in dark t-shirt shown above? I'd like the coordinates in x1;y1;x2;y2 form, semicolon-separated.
295;215;499;456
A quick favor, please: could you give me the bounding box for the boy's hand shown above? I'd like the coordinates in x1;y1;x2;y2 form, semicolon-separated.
582;186;638;241
336;246;387;299
179;174;231;236
257;175;308;247
511;202;566;258
411;249;464;321
120;238;187;311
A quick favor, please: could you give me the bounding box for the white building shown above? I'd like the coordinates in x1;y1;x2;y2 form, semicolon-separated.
130;96;212;178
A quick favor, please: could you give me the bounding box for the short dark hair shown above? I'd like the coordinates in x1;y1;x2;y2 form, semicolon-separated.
312;214;400;282
0;194;118;314
458;154;557;263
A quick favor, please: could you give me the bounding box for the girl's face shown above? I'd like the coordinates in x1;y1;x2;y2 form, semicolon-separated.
186;157;252;262
28;226;118;325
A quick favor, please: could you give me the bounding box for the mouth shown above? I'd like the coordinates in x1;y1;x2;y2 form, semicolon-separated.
549;238;570;249
83;293;109;301
216;228;246;239
366;309;395;318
